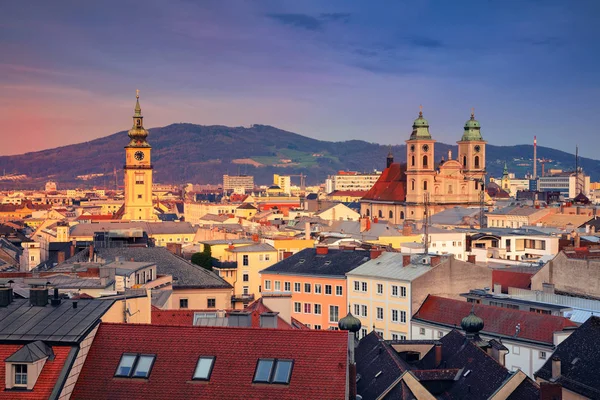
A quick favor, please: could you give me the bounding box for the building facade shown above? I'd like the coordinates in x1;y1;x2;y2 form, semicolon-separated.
223;175;254;192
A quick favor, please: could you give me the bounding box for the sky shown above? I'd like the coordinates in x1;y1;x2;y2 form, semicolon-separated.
1;0;599;157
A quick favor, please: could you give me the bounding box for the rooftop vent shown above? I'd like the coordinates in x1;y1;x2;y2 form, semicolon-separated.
30;288;49;307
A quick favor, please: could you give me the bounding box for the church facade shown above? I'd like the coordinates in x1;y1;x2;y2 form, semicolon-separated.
122;92;158;221
361;109;486;223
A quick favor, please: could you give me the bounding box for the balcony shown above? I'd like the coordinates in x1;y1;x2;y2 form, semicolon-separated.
231;293;255;303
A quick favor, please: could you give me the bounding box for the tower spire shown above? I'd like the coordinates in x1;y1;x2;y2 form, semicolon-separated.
128;90;148;145
134;89;142;116
471;107;475;120
419;104;423;117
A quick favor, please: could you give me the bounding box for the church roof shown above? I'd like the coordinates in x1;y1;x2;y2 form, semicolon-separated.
461;110;484;141
361;163;407;203
409;109;432;140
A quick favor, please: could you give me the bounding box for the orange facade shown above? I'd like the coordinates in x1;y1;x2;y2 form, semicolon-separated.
260;273;347;330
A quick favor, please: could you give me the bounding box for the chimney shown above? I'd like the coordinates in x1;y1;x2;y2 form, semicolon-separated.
259;312;279;329
283;251;293;259
305;222;311;241
430;255;441;267
434;343;442;367
252;234;260;243
574;233;581;248
29;287;48;307
73;301;78;309
0;287;13;307
228;311;251;327
467;254;476;264
539;382;563;400
167;243;182;256
51;287;61;306
316;246;329;255
88;244;94;262
70;244;76;258
402;223;413;236
493;283;502;294
551;356;561;380
228;244;235;250
57;251;65;264
542;283;555;294
370;249;383;260
403;254;411;267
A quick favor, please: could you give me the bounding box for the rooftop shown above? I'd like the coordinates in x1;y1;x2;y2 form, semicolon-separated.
225;243;277;253
261;247;371;277
360;163;406;203
346;252;432;281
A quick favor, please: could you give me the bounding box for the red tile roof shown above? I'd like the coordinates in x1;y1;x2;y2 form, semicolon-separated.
329;190;369;197
0;345;71;399
72;323;348;400
361;163;406;203
413;295;578;344
492;269;534;293
76;214;117;221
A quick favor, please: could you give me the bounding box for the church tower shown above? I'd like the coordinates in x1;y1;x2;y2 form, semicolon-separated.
501;162;511;193
457;109;486;202
405;106;436;220
122;91;157;221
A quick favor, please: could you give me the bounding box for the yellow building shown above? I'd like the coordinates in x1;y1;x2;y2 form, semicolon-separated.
122;92;158;221
235;203;258;219
67;221;195;246
198;238;256;261
273;174;291;195
263;237;314;261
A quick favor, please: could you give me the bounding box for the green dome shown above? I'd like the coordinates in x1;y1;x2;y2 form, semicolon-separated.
461;307;484;334
461;111;483;141
409;109;432;140
338;310;362;333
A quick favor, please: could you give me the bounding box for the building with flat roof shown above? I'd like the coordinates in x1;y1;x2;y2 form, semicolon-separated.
222;174;254;192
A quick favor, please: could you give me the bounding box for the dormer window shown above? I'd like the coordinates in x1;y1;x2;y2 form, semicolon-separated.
115;354;156;378
14;364;27;387
253;359;294;384
5;341;54;390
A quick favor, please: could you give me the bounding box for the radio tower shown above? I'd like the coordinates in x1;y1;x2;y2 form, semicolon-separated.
533;136;537;179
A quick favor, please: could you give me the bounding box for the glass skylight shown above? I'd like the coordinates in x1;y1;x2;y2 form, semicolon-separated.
253;359;294;384
115;354;156;378
115;354;137;377
193;356;215;380
253;359;274;383
132;355;155;378
272;360;293;384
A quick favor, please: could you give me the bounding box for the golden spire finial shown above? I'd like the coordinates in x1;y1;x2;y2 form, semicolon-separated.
136;89;140;99
419;104;423;117
471;107;475;119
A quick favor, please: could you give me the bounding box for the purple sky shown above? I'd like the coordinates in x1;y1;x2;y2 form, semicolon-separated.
1;0;599;157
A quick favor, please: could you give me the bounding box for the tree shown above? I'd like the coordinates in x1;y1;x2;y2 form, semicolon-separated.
191;244;213;271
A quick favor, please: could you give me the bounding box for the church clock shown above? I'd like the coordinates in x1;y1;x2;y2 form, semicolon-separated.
134;151;145;161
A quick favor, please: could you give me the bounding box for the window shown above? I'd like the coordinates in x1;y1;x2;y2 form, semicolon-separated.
400;287;407;297
294;302;301;313
275;281;281;291
354;281;360;291
315;284;322;294
137;194;142;199
423;155;428;168
329;305;339;322
411;155;415;166
179;299;188;309
243;286;249;295
411;180;415;191
474;155;480;169
304;303;312;313
513;346;520;355
392;334;399;341
400;311;406;323
361;305;368;317
336;285;343;296
265;280;271;290
304;283;311;293
419;328;425;335
378;210;383;218
389;210;393;219
392;309;398;322
135;175;144;185
207;298;216;308
265;254;270;261
438;331;444;338
315;325;322;330
253;359;294;384
463;155;467;167
361;282;368;292
392;285;398;297
193;356;215;380
539;351;547;360
242;255;249;266
376;307;383;320
325;285;332;295
354;304;360;316
14;364;27;386
294;282;301;292
315;304;321;315
400;335;407;340
243;273;249;282
423;180;428;191
361;328;367;338
377;283;383;295
284;282;291;291
115;354;155;378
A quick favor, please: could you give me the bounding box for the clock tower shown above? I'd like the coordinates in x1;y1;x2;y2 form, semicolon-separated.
122;91;157;221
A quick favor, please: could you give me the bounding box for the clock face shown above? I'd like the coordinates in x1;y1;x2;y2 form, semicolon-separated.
134;151;145;161
422;144;429;152
410;145;415;152
474;145;481;153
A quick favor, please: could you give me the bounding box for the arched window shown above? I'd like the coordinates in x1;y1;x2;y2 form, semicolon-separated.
423;155;428;168
463;156;467;167
400;211;405;219
411;180;415;191
474;156;480;169
411;155;415;166
389;210;393;219
378;210;383;218
366;209;370;217
423;181;428;191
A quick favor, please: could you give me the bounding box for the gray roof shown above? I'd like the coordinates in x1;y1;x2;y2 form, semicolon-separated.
324;220;403;240
430;207;481;225
151;289;172;309
0;298;115;343
103;261;155;276
6;340;54;362
44;275;114;289
261;248;371;277
67;247;231;289
198;239;254;245
225;243;276;253
69;221;195;237
346;252;432;281
488;206;542;216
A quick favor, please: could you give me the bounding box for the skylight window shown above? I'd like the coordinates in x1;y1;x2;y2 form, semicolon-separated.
114;354;156;378
253;359;294;384
193;356;215;380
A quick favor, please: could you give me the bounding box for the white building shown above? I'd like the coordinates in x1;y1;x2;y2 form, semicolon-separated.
468;229;559;263
537;172;590;198
325;171;381;193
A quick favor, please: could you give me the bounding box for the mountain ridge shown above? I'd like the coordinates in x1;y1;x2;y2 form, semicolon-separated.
0;123;596;188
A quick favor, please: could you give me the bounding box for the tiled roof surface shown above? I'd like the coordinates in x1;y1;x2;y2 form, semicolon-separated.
72;323;348;400
0;344;71;399
413;295;578;344
535;316;600;398
225;243;276;253
361;163;406;203
261;248;370;277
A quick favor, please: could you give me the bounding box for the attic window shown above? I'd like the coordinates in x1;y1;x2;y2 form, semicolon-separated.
324;261;331;265
193;356;215;380
253;359;294;384
115;354;156;378
298;259;305;264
